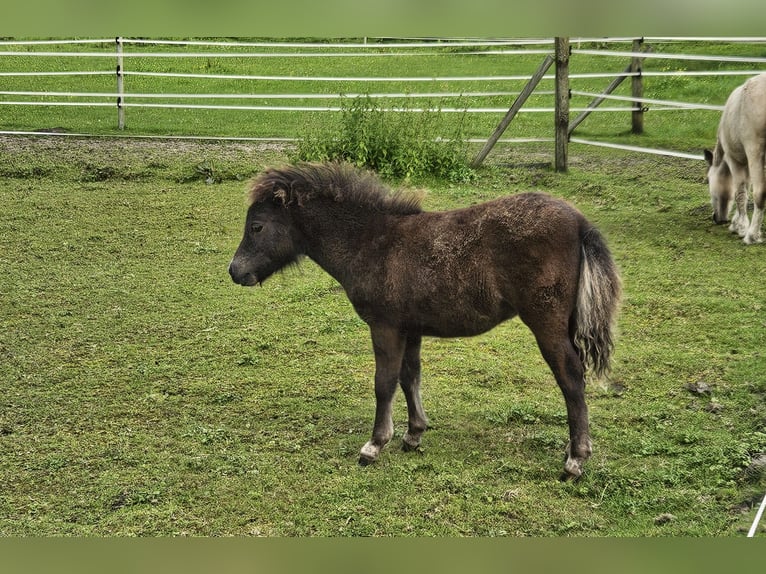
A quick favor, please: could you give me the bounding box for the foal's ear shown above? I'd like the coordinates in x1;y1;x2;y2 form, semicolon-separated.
273;188;288;205
703;149;714;166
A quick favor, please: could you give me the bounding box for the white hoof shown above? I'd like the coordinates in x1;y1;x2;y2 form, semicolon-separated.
359;441;380;465
562;438;591;480
563;457;584;479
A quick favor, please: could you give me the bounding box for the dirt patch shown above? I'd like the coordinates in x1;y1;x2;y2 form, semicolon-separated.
0;135;294;183
0;133;707;187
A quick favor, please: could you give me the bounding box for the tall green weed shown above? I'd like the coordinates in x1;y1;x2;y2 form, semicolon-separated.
292;96;475;182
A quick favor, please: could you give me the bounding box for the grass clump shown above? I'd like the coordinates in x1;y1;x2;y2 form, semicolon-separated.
292;96;475;183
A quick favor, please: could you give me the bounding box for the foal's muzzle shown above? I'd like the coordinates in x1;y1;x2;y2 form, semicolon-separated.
228;261;259;286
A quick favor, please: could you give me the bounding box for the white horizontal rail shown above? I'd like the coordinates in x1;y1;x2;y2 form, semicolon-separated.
643;37;766;43
121;38;555;49
124;71;552;82
0;50;550;59
5;48;766;65
0;101;115;107
0;71;114;77
570;138;705;160
0;38;554;48
2;37;764;49
0;90;546;100
5;37;765;49
2;69;761;81
0;100;635;114
0;38;110;46
571;90;725;111
573;48;766;65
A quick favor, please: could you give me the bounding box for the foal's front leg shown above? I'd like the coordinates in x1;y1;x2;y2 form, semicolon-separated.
359;326;406;465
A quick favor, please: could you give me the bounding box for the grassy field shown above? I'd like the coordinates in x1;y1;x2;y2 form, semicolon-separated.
1;135;765;536
1;38;766;537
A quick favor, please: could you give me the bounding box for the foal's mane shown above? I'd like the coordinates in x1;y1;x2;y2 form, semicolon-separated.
248;162;423;215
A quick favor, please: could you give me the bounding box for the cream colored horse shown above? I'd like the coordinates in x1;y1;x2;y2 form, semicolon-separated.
705;73;766;244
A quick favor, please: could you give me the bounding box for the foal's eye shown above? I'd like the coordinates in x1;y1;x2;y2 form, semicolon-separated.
251;223;264;233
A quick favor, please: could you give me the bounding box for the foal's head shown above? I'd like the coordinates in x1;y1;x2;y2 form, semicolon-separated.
704;147;734;225
229;162;421;286
228;196;304;287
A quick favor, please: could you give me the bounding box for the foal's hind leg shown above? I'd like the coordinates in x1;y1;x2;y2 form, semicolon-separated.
531;326;591;480
399;334;428;452
359;325;406;465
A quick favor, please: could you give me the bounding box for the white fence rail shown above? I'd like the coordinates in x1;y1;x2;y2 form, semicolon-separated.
2;37;766;162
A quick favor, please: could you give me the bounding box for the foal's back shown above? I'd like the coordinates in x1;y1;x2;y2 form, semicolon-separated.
349;192;586;337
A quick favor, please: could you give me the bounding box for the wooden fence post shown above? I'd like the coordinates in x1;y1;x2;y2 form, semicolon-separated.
116;37;125;130
554;37;570;173
631;37;644;135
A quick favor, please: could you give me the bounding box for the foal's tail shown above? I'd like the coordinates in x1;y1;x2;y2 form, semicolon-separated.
573;226;622;380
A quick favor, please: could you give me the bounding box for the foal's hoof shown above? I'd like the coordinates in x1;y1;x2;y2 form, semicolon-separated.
359;440;381;466
401;441;416;452
561;454;585;482
401;441;423;454
401;431;423;453
358;456;375;467
559;470;583;483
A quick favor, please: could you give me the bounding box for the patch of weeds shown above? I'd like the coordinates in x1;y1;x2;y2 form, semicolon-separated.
80;163;118;182
173;159;250;184
0;164;55;179
109;489;162;511
195;160;216;184
292;95;476;183
183;424;236;447
192;242;220;255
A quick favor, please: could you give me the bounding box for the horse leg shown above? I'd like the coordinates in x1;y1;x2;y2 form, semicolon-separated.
531;325;591;480
744;151;765;244
359;325;406;465
731;174;750;237
399;334;428;452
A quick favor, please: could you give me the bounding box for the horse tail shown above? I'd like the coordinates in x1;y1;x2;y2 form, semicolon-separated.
573;225;622;380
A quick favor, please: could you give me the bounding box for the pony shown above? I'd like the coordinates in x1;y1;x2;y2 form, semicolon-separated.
229;162;621;479
704;72;766;244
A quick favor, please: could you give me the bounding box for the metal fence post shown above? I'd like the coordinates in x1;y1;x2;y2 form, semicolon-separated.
631;37;644;135
116;37;125;130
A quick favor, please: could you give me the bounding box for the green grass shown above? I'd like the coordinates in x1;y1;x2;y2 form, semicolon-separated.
1;136;765;536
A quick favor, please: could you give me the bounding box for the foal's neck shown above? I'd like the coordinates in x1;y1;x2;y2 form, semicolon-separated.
293;200;394;284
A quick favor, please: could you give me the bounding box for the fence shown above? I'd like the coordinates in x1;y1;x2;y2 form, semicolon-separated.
2;37;766;168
